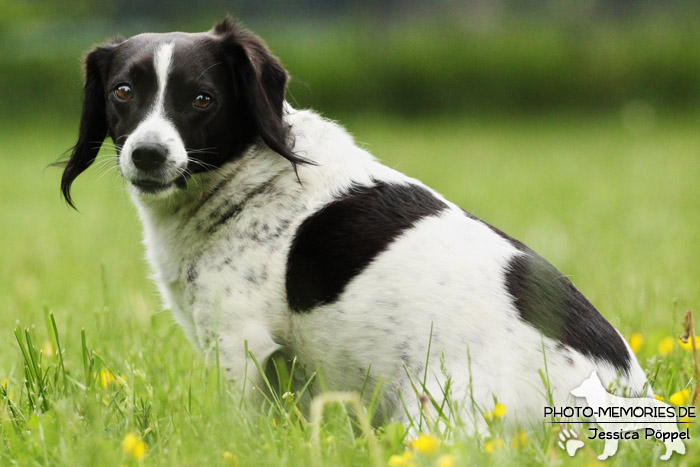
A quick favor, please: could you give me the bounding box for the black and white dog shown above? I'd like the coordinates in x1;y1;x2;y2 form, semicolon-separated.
61;18;648;426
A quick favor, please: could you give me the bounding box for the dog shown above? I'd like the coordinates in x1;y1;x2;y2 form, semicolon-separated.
570;371;685;460
60;18;649;427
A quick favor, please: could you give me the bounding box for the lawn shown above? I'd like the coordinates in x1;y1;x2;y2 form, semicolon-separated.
0;112;698;465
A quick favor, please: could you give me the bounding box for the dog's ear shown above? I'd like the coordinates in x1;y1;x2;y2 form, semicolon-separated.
213;18;309;166
60;42;117;208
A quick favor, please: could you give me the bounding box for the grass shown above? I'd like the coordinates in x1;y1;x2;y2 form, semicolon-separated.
0;111;699;465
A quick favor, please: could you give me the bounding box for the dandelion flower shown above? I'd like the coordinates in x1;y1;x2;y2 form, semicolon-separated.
669;389;690;406
657;337;674;355
484;438;503;454
436;454;456;467
388;450;415;467
493;403;506;418
654;394;665;402
222;451;239;466
678;336;700;351
100;368;115;388
679;416;691;427
122;432;146;460
628;333;643;354
409;434;440;454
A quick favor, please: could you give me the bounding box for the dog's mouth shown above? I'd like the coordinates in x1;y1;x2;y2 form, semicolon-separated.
130;174;189;194
131;179;173;194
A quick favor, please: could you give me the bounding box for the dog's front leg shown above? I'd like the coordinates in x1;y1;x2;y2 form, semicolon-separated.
204;319;281;399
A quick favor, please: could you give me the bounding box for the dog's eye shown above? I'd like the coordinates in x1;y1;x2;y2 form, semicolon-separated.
114;84;134;101
193;93;213;109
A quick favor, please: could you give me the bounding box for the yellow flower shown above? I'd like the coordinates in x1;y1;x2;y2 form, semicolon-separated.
493;403;506;418
679;416;691;427
483;438;503;454
658;337;674;355
669;389;690;406
654;394;665;402
122;432;146;460
100;368;115;388
511;429;528;448
409;434;440;454
1;379;7;390
222;451;239;466
388;450;415;467
41;341;54;358
436;454;456;467
678;336;700;351
628;333;643;354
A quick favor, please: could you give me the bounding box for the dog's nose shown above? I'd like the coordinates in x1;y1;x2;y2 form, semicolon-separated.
131;144;167;171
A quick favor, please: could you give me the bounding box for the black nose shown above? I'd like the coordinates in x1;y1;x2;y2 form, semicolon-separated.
131;144;167;171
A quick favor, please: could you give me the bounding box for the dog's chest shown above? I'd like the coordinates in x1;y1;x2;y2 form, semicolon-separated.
136;175;305;348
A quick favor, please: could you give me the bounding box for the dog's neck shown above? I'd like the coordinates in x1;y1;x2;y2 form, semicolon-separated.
132;143;289;221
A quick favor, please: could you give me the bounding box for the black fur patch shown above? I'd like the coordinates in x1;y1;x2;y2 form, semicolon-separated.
286;181;447;312
461;208;631;370
504;253;631;371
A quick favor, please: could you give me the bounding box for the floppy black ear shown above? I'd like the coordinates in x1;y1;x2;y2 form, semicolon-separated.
60;44;116;208
213;18;309;166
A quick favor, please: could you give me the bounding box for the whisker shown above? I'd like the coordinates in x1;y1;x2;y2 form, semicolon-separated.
196;62;223;81
177;166;205;196
186;148;219;155
95;163;122;182
92;154;119;169
188;156;219;171
186;146;218;151
99;143;123;150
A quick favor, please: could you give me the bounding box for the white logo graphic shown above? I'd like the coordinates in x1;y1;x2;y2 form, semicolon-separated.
569;370;686;460
558;428;584;456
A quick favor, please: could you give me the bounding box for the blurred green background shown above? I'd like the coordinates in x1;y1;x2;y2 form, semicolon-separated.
3;0;700;120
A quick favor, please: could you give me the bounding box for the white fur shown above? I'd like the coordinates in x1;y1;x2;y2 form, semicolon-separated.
153;42;174;112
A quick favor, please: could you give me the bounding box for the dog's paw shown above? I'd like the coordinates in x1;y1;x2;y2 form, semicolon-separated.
558;428;584;457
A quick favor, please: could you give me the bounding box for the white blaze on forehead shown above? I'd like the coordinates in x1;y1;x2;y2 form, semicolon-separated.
119;41;188;186
153;42;174;115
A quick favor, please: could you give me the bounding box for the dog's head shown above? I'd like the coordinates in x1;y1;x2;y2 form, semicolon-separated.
61;18;305;207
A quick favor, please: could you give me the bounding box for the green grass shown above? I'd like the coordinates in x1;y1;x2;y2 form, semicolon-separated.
1;112;699;465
